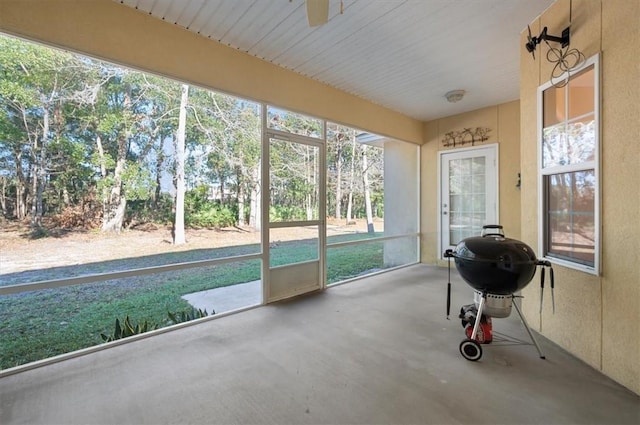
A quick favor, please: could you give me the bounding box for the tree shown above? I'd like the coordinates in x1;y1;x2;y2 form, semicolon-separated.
173;84;188;245
345;131;357;224
0;35;93;226
3;34;394;238
81;67;160;233
327;124;355;220
189;91;261;228
267;109;320;222
361;144;375;233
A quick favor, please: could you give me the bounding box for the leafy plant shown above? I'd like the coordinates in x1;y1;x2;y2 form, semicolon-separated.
167;307;211;325
27;225;50;240
187;206;233;228
99;308;211;345
100;315;158;342
269;205;307;222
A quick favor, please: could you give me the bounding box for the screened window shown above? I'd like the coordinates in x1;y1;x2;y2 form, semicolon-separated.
539;55;599;273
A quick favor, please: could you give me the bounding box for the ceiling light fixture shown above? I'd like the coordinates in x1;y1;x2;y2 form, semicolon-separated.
445;90;465;103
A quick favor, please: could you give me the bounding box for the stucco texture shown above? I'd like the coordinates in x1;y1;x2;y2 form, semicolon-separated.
520;0;639;395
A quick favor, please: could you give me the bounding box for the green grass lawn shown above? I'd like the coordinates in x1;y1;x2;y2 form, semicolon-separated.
0;235;389;370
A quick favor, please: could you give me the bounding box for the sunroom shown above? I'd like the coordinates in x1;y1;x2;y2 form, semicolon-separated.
0;0;638;423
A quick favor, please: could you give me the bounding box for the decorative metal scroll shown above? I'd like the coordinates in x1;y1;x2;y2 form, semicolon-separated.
441;127;491;148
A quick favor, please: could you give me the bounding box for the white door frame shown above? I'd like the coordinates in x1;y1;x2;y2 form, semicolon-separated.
437;143;499;258
261;120;326;303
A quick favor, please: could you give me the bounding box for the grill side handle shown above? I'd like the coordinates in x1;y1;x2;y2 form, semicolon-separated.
536;260;555;315
444;249;454;319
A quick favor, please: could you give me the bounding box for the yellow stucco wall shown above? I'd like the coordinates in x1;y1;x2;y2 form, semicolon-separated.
0;0;423;145
420;101;521;264
520;0;639;394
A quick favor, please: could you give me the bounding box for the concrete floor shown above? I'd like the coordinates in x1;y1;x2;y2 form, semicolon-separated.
1;264;638;424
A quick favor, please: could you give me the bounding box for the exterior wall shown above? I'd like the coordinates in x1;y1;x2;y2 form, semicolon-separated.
520;0;639;394
0;0;423;145
420;101;522;265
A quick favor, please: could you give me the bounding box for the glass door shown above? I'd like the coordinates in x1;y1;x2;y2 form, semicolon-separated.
440;145;498;254
265;129;325;302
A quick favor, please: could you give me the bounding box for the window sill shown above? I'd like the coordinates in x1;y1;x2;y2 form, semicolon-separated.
543;255;599;276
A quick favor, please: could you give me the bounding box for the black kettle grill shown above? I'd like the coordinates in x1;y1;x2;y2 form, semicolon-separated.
444;225;554;361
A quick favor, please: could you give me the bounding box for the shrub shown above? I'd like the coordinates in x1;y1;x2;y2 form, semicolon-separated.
125;195;174;227
167;307;211;325
269;205;307;222
100;316;158;342
51;198;102;229
186;205;235;228
100;308;213;343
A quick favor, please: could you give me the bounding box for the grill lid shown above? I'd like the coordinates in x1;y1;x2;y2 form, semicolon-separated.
445;225;539;295
443;225;555;319
455;234;537;264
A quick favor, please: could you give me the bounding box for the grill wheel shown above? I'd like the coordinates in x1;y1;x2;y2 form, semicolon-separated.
459;339;483;361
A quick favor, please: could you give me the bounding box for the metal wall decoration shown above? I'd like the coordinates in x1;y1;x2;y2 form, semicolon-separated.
441;127;491;147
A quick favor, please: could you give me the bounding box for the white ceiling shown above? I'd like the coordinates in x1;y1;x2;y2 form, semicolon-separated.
114;0;555;122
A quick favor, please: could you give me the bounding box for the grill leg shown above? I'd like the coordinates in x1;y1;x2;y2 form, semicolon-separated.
470;292;486;341
512;297;546;359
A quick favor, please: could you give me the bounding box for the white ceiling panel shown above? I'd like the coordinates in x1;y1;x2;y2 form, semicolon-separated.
148;0;173;18
186;1;225;34
222;2;293;52
115;0;556;121
174;1;199;25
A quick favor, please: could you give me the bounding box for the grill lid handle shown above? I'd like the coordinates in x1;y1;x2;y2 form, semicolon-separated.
481;224;504;237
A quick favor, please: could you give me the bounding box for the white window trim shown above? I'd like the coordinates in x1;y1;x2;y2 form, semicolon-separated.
537;53;601;275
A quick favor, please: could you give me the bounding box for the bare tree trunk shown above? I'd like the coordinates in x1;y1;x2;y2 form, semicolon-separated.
30;156;38;225
305;146;313;220
102;153;126;233
17;186;26;220
62;187;71;206
173;84;188;245
102;81;138;233
249;164;260;230
100;128;129;233
96;134;124;233
31;108;49;228
13;148;27;220
0;177;6;216
237;176;246;226
154;138;164;206
346;133;357;224
29;125;40;227
335;143;343;219
95;135;107;179
362;144;375;233
154;157;162;206
218;174;225;204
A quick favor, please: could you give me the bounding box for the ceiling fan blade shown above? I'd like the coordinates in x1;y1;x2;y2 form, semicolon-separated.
306;0;329;27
